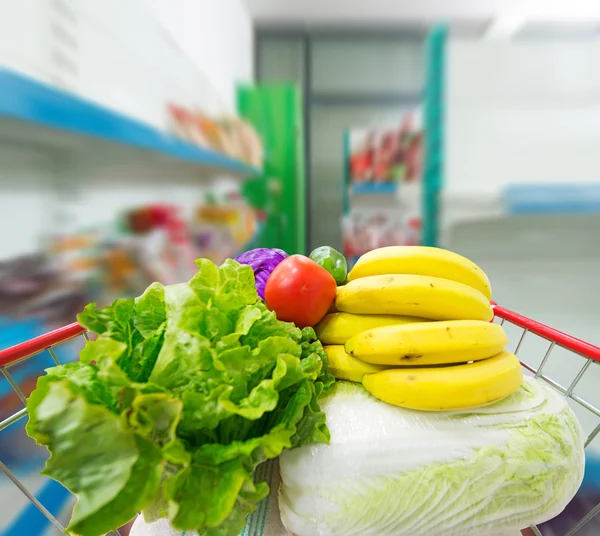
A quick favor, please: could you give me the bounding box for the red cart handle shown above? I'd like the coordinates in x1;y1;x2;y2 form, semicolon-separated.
492;304;600;363
2;305;600;367
0;322;85;367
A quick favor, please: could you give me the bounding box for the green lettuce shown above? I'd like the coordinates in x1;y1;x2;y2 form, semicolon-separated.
26;259;334;536
279;378;585;536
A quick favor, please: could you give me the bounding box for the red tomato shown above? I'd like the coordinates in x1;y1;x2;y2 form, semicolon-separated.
265;255;337;328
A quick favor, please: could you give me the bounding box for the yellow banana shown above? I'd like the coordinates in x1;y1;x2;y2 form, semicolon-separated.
346;320;507;366
316;312;427;345
336;274;493;321
323;345;387;383
362;351;523;411
327;287;344;314
348;246;492;300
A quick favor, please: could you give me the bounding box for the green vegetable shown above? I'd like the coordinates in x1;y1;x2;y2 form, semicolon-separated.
279;378;584;536
309;246;347;285
26;259;334;536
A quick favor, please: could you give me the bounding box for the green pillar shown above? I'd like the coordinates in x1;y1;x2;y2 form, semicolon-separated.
238;85;306;254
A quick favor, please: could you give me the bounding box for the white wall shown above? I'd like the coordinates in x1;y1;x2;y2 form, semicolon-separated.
141;0;254;114
445;43;600;443
447;39;600;196
0;0;48;80
0;0;254;123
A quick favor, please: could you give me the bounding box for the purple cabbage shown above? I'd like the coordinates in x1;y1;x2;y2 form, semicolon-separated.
234;248;288;299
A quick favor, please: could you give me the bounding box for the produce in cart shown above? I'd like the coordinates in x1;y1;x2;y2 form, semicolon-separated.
264;254;337;329
315;310;427;347
308;246;348;285
347;245;492;299
25;258;334;536
279;378;584;536
278;246;584;535
20;246;588;536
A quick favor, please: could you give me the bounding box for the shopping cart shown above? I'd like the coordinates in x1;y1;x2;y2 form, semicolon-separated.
1;305;600;536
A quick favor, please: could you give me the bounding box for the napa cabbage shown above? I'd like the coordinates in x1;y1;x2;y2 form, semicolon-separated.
279;377;584;536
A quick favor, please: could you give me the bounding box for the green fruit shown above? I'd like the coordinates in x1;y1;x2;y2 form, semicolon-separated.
309;246;348;285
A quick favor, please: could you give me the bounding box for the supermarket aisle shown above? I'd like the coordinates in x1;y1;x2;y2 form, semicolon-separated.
449;214;600;535
449;214;600;431
448;214;600;346
449;215;600;413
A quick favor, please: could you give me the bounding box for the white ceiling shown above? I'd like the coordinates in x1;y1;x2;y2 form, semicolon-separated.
245;0;600;27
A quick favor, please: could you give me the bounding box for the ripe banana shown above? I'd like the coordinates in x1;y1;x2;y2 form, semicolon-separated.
327;287;343;314
362;351;523;411
336;274;493;321
324;345;387;383
316;312;427;345
346;320;507;366
348;246;492;300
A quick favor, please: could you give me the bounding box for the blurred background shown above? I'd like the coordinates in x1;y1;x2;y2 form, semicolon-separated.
1;0;600;535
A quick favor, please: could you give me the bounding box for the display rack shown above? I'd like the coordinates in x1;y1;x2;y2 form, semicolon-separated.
0;69;262;178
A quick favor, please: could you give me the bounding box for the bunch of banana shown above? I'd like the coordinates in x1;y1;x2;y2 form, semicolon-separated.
316;246;522;411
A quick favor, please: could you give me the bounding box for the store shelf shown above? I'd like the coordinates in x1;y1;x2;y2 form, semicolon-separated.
0;69;261;177
505;185;600;214
351;183;398;195
312;91;422;107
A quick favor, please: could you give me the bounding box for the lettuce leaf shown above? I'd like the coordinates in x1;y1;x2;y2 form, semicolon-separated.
26;258;334;536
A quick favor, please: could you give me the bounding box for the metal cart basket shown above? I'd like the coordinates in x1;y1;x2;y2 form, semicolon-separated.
1;304;600;536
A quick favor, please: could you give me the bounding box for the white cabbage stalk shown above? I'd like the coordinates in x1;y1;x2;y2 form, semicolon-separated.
279;377;584;536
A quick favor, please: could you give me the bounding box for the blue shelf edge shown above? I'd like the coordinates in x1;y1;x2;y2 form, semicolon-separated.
0;68;262;177
505;184;600;214
351;183;398;195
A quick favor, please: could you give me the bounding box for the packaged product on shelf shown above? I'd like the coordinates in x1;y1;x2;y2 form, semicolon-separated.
123;204;197;285
342;210;423;263
196;110;225;151
193;192;258;265
235;118;264;168
215;116;244;158
0;254;57;317
344;110;424;262
349;130;377;183
0;249;93;329
50;231;103;283
404;215;422;246
374;129;403;183
167;103;208;146
348;111;423;188
166;102;264;168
